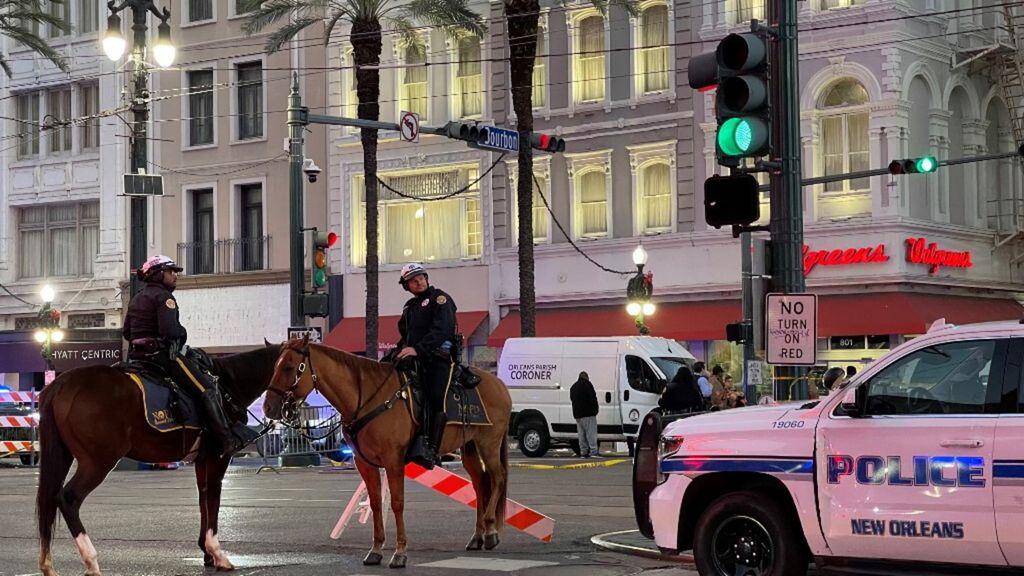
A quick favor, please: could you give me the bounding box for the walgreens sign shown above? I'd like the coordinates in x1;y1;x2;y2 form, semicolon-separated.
803;237;973;275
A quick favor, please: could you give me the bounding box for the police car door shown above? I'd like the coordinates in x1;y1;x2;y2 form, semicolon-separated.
816;337;1004;566
994;338;1024;566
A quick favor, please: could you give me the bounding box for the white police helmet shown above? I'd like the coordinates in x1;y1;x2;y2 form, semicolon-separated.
399;262;427;285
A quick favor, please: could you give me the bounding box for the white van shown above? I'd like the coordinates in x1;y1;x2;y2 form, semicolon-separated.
498;336;695;457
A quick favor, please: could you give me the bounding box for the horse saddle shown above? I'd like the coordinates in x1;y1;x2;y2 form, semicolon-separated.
402;371;492;428
118;361;202;433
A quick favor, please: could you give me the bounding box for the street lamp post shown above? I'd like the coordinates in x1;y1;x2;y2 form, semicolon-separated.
104;0;175;293
34;285;64;371
626;244;655;336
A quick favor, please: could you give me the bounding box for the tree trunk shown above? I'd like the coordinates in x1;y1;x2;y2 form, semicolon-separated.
506;0;540;337
353;19;383;358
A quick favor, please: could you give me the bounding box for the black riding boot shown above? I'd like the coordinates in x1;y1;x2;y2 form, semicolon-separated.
199;385;246;457
427;411;447;465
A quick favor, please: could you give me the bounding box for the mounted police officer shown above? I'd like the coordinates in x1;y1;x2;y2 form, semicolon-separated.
122;255;257;457
392;263;457;469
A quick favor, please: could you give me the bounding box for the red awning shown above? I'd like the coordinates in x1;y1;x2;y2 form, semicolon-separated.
324;311;488;353
817;293;1024;336
485;293;1024;347
486;300;742;347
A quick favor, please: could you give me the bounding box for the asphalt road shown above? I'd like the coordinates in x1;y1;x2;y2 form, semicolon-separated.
0;452;699;576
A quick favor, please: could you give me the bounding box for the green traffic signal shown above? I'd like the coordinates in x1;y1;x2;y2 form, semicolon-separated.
915;156;937;173
717;117;768;157
312;267;327;289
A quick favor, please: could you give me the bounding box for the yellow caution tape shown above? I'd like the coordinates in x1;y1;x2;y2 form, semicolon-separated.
511;458;629;470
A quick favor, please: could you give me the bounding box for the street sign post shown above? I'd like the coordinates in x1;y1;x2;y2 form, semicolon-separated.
475;126;519;153
765;293;817;365
287;326;323;343
399;111;419;143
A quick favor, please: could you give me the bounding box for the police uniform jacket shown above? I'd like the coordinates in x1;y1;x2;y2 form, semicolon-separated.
397;286;456;358
122;281;187;351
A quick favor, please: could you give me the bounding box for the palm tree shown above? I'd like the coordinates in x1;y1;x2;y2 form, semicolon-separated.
503;0;633;337
244;0;483;357
0;0;71;76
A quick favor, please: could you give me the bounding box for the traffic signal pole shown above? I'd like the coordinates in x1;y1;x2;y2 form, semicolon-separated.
768;0;807;400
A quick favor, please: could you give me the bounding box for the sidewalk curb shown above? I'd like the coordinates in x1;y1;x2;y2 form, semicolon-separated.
590;530;695;564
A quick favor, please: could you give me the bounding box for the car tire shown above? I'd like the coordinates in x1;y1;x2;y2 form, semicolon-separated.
693;491;807;576
20;453;35;466
517;419;549;458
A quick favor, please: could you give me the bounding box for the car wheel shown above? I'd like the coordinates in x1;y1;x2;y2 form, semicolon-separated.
20;453;36;466
693;491;807;576
517;420;549;458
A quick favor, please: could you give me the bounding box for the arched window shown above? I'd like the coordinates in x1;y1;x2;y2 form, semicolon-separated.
820;79;870;193
638;4;668;94
533;24;547;108
577;169;608;237
575;15;605;103
402;42;428;120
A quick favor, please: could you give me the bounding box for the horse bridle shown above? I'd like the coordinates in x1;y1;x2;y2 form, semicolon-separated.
265;345;318;424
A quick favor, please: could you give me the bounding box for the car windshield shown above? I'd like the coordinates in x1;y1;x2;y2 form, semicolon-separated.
651;357;693;380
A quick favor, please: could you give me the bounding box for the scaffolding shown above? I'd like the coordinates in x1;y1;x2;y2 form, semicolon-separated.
953;4;1024;248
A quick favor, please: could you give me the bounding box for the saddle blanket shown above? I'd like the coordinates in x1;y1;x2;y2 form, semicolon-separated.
443;384;491;426
125;372;202;433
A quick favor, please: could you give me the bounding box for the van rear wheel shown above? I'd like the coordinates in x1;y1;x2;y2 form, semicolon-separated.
693;491;807;576
517;420;549;458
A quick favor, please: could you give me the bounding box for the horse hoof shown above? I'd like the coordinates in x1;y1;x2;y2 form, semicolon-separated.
483;533;500;550
363;552;383;566
388;553;407;569
465;535;483;551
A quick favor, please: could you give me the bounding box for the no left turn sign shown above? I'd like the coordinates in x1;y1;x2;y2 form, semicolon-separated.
400;111;420;143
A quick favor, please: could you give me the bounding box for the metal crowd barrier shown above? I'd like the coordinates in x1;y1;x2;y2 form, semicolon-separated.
255;405;351;466
0;391;38;466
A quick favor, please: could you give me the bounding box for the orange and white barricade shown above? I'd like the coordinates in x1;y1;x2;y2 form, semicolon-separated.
331;462;554;543
0;391;38;459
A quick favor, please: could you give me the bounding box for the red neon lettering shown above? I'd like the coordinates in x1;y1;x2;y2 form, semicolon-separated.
803;244;889;275
905;237;973;273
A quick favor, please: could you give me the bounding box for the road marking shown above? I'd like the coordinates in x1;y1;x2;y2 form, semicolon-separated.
511;458;629;470
416;557;558;571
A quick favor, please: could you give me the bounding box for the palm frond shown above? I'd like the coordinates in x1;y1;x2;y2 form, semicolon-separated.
264;15;325;52
242;0;320;36
401;0;485;38
323;9;353;44
0;52;12;77
382;14;419;50
0;18;67;72
605;0;638;18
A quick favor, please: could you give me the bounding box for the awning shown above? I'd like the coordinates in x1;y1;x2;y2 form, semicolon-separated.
485;293;1024;347
818;293;1024;336
324;311;489;353
486;301;742;347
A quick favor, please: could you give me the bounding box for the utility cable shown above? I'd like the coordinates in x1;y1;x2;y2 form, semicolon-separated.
375;152;506;201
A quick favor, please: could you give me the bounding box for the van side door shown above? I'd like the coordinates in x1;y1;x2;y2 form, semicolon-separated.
621;355;666;436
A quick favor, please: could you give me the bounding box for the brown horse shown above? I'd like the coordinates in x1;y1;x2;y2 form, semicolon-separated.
265;338;512;568
35;343;283;576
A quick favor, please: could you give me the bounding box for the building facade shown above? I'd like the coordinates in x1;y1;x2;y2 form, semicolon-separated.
0;0;127;388
151;0;329;352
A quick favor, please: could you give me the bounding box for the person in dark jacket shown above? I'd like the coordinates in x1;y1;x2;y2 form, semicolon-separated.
392;262;457;469
659;366;706;413
122;255;256;456
569;371;600;458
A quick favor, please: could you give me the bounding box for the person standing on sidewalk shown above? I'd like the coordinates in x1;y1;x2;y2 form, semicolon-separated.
570;371;600;458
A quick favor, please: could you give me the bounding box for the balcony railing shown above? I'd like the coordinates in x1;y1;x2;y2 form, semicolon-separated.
176;235;272;275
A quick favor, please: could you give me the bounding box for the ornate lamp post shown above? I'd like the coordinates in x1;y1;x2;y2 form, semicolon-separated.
626;244;655;336
103;0;176;294
34;285;64;370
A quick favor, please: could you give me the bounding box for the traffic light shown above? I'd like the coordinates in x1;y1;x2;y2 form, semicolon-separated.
529;132;566;153
444;121;481;142
689;32;770;166
310;230;337;290
725;321;752;343
888;156;938;175
704;174;760;228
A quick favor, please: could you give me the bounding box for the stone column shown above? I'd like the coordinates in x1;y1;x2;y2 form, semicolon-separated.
998;130;1016;231
802;117;817;221
962;120;988;228
930;109;951;223
869;125;884;218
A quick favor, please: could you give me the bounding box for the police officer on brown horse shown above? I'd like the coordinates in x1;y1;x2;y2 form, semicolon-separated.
391;263;457;469
122;255;257;456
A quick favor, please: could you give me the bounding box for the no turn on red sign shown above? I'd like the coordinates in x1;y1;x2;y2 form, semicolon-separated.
766;293;817;365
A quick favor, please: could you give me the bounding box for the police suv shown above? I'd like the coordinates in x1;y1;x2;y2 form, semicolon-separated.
633;320;1024;575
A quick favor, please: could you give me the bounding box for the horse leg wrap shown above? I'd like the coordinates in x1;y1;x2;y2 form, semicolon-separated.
75;533;100;575
204;529;234;571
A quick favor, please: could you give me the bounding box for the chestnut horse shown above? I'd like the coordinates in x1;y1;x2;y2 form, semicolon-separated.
35;343;282;576
265;338;512;568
